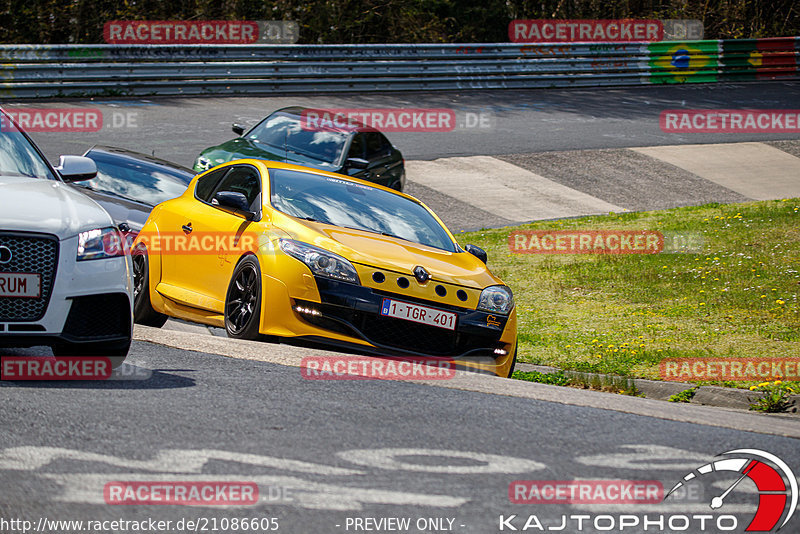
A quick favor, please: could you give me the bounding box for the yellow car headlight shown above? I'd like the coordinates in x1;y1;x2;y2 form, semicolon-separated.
279;239;360;285
478;285;514;315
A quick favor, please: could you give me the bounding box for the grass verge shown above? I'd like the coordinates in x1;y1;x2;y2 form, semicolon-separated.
459;199;800;388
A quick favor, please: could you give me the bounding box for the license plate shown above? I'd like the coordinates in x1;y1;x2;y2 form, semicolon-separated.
0;273;41;298
380;298;457;331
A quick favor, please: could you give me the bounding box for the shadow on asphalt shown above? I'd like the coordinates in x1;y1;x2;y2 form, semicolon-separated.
0;364;196;390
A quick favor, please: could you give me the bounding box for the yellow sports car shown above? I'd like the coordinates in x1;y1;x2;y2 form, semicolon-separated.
131;159;517;376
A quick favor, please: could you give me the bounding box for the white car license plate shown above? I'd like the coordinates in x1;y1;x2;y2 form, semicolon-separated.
380;298;456;331
0;273;41;298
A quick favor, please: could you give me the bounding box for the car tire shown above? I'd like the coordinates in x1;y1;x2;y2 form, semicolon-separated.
106;356;126;369
224;255;263;340
132;246;168;328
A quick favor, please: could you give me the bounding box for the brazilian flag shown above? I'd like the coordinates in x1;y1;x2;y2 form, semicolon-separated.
648;41;719;84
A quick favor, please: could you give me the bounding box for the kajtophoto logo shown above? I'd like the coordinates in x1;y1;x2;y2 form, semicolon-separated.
499;449;796;532
665;449;797;532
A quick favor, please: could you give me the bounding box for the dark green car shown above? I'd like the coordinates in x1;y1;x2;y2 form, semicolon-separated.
193;106;406;191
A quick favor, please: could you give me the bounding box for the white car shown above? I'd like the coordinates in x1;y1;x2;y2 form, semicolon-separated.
0;109;132;368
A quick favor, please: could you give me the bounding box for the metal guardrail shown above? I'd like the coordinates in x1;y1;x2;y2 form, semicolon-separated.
0;38;797;98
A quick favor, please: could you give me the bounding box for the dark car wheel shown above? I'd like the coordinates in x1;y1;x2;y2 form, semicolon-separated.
132;246;168;328
225;256;263;340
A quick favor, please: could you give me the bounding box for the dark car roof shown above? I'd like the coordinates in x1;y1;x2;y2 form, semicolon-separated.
84;145;195;176
270;106;378;134
76;145;197;230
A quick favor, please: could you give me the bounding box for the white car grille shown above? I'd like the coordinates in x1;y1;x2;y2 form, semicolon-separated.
0;232;58;322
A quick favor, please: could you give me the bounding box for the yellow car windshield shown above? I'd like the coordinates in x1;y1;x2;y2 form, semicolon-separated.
269;168;456;252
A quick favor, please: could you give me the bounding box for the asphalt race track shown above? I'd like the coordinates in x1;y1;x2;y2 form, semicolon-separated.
2;83;800;533
19;82;800;165
1;340;799;533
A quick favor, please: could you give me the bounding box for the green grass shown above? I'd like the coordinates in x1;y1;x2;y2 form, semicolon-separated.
511;369;571;386
458;199;800;387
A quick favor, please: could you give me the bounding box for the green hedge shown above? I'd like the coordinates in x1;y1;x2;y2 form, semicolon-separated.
0;0;798;44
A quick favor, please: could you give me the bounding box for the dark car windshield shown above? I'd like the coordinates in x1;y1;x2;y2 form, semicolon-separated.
270;168;456;252
246;112;348;166
83;150;194;206
0;113;57;180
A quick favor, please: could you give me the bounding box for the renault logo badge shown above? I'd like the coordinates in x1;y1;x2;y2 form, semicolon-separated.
413;266;430;283
0;246;12;265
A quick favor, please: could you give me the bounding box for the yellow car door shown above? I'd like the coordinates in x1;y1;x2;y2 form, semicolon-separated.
159;164;263;312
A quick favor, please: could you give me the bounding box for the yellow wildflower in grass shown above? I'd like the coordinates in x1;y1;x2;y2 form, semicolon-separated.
750;386;757;391
776;300;785;305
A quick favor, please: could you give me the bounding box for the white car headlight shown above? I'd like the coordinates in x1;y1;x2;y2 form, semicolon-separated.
279;239;360;284
478;285;514;314
77;227;125;261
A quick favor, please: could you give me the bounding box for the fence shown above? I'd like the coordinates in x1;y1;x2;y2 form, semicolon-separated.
0;38;797;98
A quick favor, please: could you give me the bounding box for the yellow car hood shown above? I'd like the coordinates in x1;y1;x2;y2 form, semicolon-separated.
282;221;500;290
